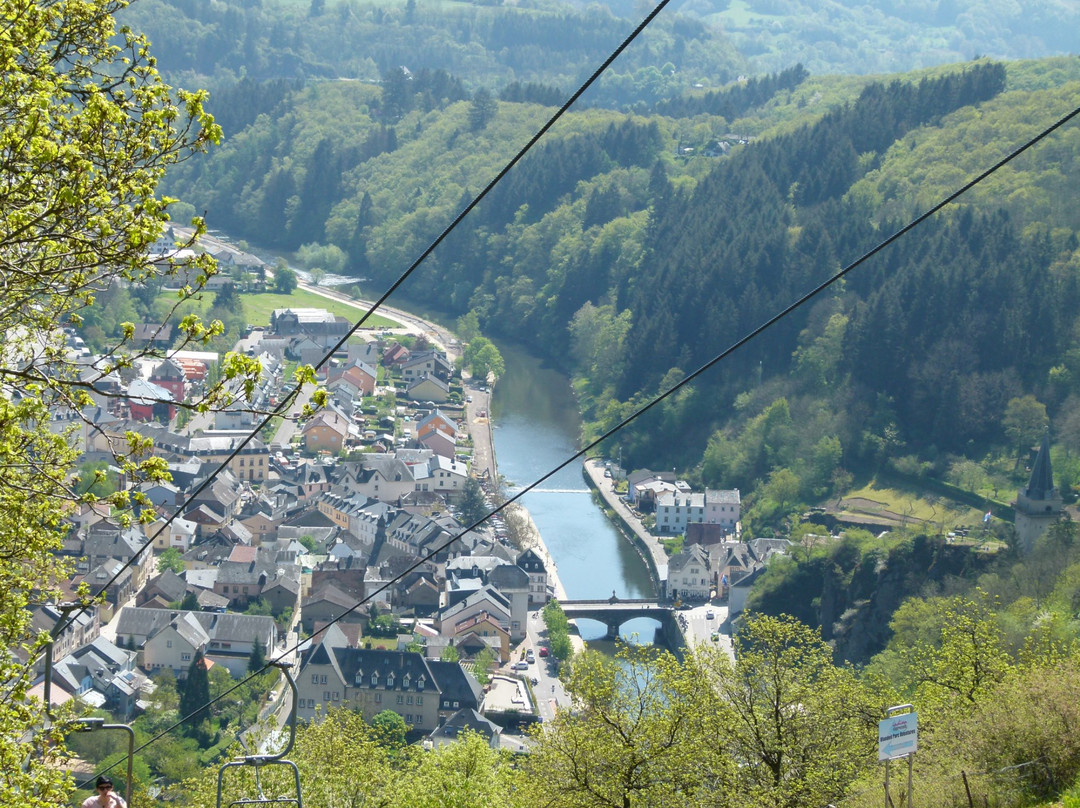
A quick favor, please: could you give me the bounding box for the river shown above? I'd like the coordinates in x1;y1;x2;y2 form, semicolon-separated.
490;342;661;644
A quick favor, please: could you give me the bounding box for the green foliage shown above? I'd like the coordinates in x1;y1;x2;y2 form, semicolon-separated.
158;547;186;575
179;652;213;745
458;477;489;527
542;600;574;662
75;461;119;499
472;646;497;686
405;730;518;808
706;3;1079;76
467;88;498;133
368;612;403;638
370;710;409;747
127;0;740;111
273;262;298;294
879;591;1011;715
0;0;258;799
296;242;348;274
1004;394;1049;465
700;614;882;808
248;638;267;674
463;336;505;382
528;645;731;808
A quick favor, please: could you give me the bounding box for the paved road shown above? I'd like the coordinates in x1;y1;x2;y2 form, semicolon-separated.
496;610;571;724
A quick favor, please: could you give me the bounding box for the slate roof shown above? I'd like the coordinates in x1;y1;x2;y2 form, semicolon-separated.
428;708;501;745
668;543;709;574
488;563;529;591
115;607;276;645
1024;432;1057;500
145;571;187;603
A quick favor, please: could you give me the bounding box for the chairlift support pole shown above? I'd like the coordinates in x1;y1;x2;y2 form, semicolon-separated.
73;718;135;807
42;601;77;717
42;611;135;807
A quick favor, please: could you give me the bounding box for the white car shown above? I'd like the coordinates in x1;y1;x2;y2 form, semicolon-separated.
706;611;715;620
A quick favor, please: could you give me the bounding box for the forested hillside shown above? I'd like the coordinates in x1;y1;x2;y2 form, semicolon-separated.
570;0;1080;77
164;54;1080;537
120;0;743;105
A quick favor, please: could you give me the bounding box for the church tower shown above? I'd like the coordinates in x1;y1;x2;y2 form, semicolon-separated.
1013;432;1063;553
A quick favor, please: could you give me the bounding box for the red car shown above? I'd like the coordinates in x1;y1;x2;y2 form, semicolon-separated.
539;647;549;657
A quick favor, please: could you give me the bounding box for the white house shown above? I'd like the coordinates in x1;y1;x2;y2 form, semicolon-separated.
704;489;741;532
667;544;711;602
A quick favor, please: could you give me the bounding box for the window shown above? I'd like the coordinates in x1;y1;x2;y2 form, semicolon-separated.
166;640;172;648
406;696;413;705
333;691;339;701
396;695;403;704
321;675;327;685
371;672;378;686
312;674;319;684
453;701;459;708
323;691;331;701
416;696;422;706
181;653;191;661
374;694;381;703
403;674;410;688
406;714;412;723
387;673;395;687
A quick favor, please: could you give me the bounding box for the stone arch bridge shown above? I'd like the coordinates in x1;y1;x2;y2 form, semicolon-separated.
559;599;685;649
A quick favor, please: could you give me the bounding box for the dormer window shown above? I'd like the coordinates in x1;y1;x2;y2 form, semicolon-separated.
371;671;378;686
355;670;364;686
403;674;410;688
387;673;395;688
417;675;425;691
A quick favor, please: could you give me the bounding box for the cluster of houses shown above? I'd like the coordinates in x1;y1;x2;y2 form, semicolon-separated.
621;469;792;612
31;231;797;746
625;469;741;539
31;286;548;747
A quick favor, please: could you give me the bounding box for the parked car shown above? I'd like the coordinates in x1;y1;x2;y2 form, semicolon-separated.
706;611;715;620
512;661;529;670
539;646;549;658
526;650;535;663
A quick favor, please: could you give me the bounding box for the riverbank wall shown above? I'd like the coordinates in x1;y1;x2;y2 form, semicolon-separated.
581;461;667;602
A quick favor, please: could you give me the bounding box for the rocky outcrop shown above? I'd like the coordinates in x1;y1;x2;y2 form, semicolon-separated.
749;534;995;665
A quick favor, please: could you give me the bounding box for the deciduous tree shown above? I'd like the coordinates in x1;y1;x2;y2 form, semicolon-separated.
0;0;259;802
527;645;732;808
701;613;880;808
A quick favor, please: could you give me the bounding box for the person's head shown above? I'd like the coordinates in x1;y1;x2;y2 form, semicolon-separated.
95;776;113;795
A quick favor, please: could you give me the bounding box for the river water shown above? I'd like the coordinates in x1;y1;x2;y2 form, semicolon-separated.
490;342;660;644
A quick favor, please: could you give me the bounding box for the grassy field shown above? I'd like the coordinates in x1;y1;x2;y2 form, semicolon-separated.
161;287;400;330
242;288;399;329
841;479;985;531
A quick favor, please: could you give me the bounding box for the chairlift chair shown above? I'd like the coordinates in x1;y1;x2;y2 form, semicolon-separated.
217;661;303;808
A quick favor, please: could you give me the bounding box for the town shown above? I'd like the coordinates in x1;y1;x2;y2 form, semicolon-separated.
30;232;781;763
